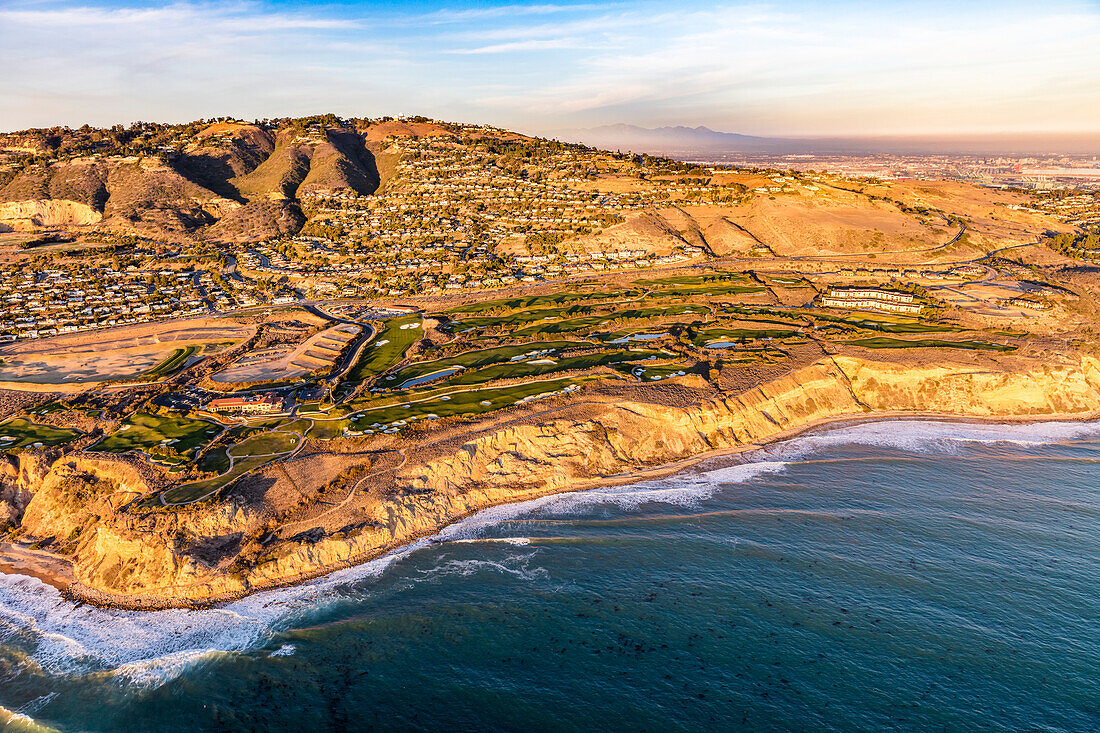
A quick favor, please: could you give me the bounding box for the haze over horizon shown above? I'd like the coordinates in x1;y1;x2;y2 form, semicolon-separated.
1;0;1099;141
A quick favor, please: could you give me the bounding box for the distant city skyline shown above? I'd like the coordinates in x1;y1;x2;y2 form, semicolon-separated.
1;0;1098;138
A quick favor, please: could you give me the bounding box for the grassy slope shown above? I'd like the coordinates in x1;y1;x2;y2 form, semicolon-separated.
341;315;422;388
383;341;583;386
349;377;591;430
89;412;221;459
846;337;1016;352
442;349;664;386
0;419;81;449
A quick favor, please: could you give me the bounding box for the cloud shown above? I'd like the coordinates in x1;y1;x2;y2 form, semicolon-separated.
446;38;589;54
419;3;613;25
0;0;1097;136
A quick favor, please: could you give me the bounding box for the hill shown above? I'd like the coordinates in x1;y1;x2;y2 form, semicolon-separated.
0;116;388;242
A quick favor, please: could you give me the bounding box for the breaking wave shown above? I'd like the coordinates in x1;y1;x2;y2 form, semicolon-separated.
1;417;1097;693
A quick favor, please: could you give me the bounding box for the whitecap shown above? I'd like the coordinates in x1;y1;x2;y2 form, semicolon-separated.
3;417;1097;692
0;541;427;690
0;704;61;733
761;419;1100;462
418;553;548;583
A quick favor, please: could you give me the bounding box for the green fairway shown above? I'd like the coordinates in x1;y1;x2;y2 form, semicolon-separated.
158;454;275;505
720;306;807;327
89;412;222;460
447;303;707;337
623;362;694;381
228;431;301;457
642;283;765;298
348;377;591;431
197;447;231;475
636;273;748;287
156;429;302;505
306;419;349;440
383;341;584;387
846;337;1016;351
693;327;802;346
637;273;764;298
812;312;957;334
140;345;199;379
341;315;422;389
446;304;602;332
511;304;710;338
444;290;638;314
768;276;811;287
441;348;665;386
0;418;81;450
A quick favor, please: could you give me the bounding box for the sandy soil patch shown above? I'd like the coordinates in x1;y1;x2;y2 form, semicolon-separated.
211;323;360;383
0;321;252;385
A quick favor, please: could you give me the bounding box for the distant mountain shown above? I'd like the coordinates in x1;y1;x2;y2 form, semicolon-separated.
559;124;792;154
556;124;1100;157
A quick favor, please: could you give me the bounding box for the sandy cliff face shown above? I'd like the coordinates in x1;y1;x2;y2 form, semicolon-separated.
439;354;1100;489
0;199;102;230
401;358;879;495
12;455;263;600
9;355;1100;608
232;354;1100;607
837;356;1100;415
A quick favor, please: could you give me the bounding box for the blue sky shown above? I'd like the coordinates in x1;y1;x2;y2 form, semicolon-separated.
1;0;1098;136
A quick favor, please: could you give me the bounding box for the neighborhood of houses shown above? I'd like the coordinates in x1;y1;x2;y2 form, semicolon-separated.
0;264;210;342
1;119;1080;345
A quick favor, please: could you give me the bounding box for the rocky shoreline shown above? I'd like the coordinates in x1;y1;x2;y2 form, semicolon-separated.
4;353;1100;611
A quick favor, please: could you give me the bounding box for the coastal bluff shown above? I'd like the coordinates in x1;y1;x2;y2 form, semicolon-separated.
5;353;1100;609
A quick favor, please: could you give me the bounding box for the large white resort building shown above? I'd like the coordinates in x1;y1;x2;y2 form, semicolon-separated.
820;288;922;315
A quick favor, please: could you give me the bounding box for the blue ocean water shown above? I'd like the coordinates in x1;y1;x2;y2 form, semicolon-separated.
1;419;1099;732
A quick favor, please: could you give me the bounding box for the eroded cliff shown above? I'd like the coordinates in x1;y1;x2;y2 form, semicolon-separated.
7;354;1100;608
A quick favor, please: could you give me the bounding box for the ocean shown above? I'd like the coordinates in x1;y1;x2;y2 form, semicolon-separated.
1;419;1098;732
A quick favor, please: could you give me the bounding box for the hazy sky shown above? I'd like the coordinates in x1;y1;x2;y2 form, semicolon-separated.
1;0;1098;136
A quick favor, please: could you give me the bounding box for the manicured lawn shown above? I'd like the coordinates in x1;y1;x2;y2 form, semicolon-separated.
157;454;275;505
89;412;221;460
348;377;591;431
228;431;301;457
441;348;665;386
846;338;1016;352
340;315;422;389
140;345;199;379
693;327;802;346
0;418;81;450
444;290;638;314
511;304;710;338
383;341;584;387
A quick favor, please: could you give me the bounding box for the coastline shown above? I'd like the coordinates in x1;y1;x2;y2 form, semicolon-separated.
5;405;1099;612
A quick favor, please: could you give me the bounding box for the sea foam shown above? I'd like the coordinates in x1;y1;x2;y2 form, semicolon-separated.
1;418;1097;690
762;418;1100;462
